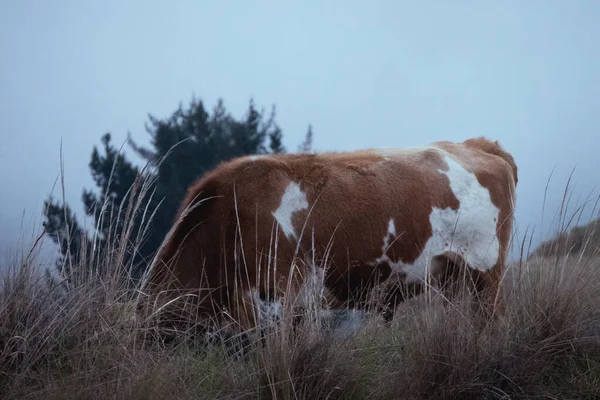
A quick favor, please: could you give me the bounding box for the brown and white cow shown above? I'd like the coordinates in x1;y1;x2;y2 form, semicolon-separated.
141;137;518;333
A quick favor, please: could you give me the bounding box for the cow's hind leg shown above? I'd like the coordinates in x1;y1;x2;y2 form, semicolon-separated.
375;274;425;324
432;252;505;322
431;253;472;307
471;264;506;321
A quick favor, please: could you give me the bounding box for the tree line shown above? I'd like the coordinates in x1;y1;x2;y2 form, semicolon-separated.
43;96;313;285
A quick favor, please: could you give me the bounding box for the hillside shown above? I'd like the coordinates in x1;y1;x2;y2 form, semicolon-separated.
528;218;600;260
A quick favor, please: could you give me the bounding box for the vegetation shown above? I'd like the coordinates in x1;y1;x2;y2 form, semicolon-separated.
42;96;313;286
529;217;600;260
3;159;600;398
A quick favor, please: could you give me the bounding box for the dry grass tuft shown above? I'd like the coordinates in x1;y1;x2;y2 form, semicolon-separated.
3;232;600;399
3;164;600;399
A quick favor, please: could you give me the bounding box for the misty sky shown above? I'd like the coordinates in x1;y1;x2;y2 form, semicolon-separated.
1;0;599;268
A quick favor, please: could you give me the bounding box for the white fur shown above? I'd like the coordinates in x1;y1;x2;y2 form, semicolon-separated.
296;257;329;310
387;218;396;237
248;155;269;161
372;218;397;267
375;145;430;160
249;290;283;327
374;150;500;284
248;259;329;329
272;182;309;240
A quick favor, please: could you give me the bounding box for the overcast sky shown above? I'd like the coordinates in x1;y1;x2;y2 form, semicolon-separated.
1;0;599;269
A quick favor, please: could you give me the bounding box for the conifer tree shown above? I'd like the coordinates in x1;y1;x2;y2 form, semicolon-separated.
43;96;313;283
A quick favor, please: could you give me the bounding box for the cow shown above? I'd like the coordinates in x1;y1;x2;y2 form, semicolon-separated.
140;137;518;336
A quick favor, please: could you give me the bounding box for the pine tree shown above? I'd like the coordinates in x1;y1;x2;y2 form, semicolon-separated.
43;95;312;284
43;199;90;278
269;124;285;154
44;133;145;282
82;133;142;243
298;124;313;153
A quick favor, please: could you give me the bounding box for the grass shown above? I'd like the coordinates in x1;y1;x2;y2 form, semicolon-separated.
3;169;600;399
3;247;600;400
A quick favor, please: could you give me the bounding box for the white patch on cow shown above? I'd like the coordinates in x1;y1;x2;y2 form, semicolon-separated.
373;218;397;267
249;290;283;327
242;154;272;162
249;155;270;161
375;145;431;160
374;152;500;284
272;182;309;240
296;257;329;310
387;218;396;237
248;258;328;329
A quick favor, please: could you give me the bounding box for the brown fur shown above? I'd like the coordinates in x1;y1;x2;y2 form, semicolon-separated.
142;137;518;331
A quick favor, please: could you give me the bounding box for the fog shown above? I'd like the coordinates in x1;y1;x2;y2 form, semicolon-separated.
1;0;599;270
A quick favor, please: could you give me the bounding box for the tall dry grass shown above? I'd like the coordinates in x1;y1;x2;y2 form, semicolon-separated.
2;161;600;399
